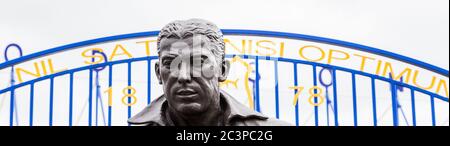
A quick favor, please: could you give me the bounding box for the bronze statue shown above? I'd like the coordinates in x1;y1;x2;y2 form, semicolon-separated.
128;19;291;126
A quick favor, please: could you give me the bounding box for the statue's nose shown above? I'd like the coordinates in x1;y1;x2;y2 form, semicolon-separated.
177;62;192;83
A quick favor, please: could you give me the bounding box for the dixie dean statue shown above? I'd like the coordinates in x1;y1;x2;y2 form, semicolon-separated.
128;19;291;126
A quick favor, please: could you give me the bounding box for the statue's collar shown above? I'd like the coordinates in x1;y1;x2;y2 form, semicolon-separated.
128;90;268;126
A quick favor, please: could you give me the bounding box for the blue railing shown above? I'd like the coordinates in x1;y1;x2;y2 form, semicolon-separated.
0;29;448;126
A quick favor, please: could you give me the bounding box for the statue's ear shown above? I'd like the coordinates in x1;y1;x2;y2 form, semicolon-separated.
155;61;162;84
219;60;230;82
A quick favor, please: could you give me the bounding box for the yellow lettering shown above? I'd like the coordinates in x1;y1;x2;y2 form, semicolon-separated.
279;42;285;57
109;44;133;61
412;70;436;90
47;59;66;74
299;45;325;62
435;79;449;98
136;40;157;56
81;48;105;64
327;49;350;64
15;63;41;83
224;39;246;54
247;40;253;54
375;60;383;75
382;62;412;83
14;59;66;83
256;40;277;56
40;60;48;75
354;54;375;72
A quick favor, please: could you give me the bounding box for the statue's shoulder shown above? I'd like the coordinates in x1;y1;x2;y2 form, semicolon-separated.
128;95;167;126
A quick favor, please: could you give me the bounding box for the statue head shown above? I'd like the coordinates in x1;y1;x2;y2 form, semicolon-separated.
155;19;230;116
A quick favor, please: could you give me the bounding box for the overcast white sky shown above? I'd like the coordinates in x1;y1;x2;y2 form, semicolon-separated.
0;0;448;69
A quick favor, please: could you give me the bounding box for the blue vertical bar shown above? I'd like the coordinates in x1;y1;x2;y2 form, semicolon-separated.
293;63;299;126
95;72;99;126
128;62;132;121
312;66;319;127
49;77;54;126
147;59;151;105
108;106;112;127
390;82;399;126
108;65;113;127
29;83;34;127
332;69;339;126
371;78;377;126
69;73;74;126
410;89;416;126
351;73;358;126
430;95;436;126
88;69;93;126
9;66;15;127
255;56;260;112
274;60;280;119
9;88;14;127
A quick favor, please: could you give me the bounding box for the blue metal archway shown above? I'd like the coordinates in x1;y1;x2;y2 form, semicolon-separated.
0;29;448;126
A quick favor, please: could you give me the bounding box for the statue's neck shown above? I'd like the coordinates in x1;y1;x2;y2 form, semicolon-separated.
167;104;223;126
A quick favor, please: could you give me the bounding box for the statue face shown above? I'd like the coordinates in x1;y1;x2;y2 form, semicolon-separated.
156;35;229;115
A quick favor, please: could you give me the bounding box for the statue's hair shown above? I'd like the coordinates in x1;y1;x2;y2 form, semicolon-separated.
157;18;225;62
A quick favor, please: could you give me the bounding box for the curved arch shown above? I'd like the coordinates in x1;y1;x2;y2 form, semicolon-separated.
0;55;447;102
0;29;448;77
0;29;448;126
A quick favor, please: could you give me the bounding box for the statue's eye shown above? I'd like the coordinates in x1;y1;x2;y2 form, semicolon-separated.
162;59;173;66
192;55;209;66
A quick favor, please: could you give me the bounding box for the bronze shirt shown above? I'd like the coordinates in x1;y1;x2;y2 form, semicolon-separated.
128;91;292;126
